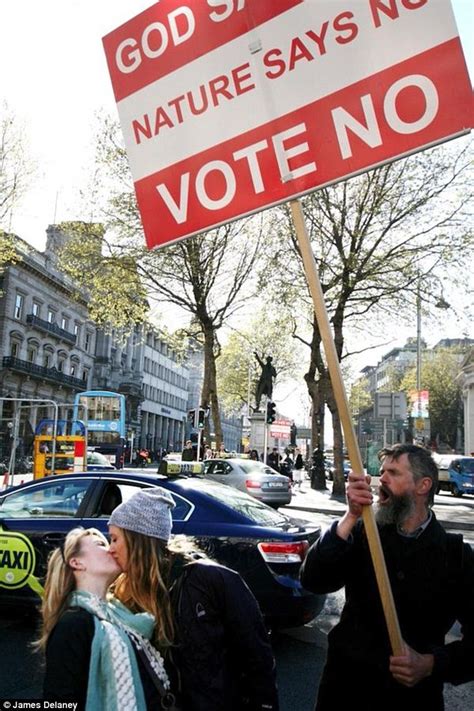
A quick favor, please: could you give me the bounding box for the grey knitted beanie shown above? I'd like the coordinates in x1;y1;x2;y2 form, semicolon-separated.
109;487;175;541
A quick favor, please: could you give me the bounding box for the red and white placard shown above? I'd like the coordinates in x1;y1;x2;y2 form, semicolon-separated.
103;0;472;249
270;418;292;439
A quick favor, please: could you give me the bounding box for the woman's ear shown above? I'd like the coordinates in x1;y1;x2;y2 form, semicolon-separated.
68;556;84;571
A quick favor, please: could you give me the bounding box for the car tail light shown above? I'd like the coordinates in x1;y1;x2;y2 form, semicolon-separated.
245;479;261;489
257;540;309;564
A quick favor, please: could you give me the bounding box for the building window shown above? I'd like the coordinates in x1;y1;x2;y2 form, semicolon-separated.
10;342;19;358
74;323;80;336
61;317;69;331
14;294;24;320
47;309;55;324
57;359;66;373
32;301;40;317
70;364;77;377
82;369;90;383
85;332;92;352
27;346;37;363
43;352;52;368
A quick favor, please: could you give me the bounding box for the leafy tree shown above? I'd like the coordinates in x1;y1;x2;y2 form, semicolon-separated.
59;119;263;447
0;229;18;277
400;347;467;449
263;141;473;495
349;377;372;417
217;309;301;414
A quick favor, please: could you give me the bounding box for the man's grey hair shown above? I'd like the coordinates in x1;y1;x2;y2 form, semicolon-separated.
378;443;438;507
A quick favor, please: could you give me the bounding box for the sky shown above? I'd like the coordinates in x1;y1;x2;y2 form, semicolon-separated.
1;0;473;421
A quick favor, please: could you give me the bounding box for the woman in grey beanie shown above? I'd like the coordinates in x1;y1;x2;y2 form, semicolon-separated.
109;486;279;711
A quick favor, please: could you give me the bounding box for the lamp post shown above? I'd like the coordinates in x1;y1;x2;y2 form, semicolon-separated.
415;279;450;442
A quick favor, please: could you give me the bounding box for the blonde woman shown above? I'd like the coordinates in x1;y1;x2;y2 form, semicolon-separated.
109;487;279;711
38;527;176;710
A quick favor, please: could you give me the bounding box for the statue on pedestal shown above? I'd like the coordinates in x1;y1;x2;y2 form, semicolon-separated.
254;352;277;411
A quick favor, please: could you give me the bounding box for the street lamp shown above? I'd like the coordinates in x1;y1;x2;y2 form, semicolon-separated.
415;280;450;440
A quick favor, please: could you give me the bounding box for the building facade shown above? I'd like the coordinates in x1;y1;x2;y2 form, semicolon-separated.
0;228;96;457
0;226;189;459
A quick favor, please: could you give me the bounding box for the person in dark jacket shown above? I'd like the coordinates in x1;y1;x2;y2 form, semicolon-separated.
181;440;195;461
109;487;279;711
300;443;474;711
39;527;174;710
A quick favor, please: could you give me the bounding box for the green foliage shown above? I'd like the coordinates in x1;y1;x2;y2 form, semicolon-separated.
0;229;19;272
349;377;372;416
400;348;465;447
217;309;301;413
56;221;148;330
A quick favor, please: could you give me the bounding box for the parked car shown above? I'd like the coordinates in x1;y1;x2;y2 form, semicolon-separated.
86;451;116;471
433;453;461;495
436;456;474;497
0;471;324;628
202;458;292;507
325;458;351;481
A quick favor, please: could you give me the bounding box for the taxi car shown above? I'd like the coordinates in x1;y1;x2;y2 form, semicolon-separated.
0;470;324;629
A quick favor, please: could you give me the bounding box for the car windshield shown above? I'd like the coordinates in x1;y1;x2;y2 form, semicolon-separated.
0;480;90;518
186;479;289;526
236;461;276;476
87;452;111;465
459;460;474;474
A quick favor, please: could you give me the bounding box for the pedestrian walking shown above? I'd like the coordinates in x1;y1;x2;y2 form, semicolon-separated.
181;440;195;461
300;443;474;711
109;487;279;711
268;447;281;472
39;527;175;710
293;448;305;489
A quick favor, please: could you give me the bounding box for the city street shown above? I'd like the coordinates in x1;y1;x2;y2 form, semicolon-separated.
1;482;473;708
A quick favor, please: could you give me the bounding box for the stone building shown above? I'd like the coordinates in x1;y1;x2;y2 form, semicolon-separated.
0;226;189;459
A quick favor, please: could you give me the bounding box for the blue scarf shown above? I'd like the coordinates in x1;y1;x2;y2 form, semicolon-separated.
69;590;169;711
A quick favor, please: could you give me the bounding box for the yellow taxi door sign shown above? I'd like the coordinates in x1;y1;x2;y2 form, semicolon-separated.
0;529;44;596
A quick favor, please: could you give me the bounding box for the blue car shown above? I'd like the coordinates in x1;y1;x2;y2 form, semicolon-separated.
0;471;325;628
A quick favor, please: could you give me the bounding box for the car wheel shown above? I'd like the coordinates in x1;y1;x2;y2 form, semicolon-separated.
451;483;464;497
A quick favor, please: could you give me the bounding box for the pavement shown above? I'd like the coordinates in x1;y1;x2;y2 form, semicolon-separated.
284;477;474;531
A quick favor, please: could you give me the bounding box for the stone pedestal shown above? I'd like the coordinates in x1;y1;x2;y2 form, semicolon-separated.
249;411;266;454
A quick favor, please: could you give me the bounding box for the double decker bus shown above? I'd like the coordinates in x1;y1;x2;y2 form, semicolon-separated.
73;390;126;468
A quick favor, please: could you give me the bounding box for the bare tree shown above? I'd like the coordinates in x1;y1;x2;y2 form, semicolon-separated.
59;117;263;447
264;140;473;494
0;103;35;228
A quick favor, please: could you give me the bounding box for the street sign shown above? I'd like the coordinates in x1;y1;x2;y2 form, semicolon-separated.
103;0;472;249
270;418;291;439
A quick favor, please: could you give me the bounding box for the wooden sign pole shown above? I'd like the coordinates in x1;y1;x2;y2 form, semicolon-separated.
290;199;404;656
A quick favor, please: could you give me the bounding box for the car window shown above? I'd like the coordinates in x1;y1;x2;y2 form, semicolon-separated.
204;461;229;475
0;480;90;518
87;452;111;466
96;481;193;522
237;461;276;476
459;459;474;474
199;482;288;526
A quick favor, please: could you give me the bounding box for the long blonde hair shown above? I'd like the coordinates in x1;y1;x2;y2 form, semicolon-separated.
36;527;108;651
113;529;176;650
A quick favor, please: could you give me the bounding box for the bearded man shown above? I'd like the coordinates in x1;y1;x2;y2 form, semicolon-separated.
300;443;474;711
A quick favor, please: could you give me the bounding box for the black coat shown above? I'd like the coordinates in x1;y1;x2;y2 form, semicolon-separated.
300;515;474;711
43;607;162;710
171;559;278;711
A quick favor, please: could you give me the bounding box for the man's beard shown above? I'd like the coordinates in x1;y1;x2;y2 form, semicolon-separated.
375;485;416;527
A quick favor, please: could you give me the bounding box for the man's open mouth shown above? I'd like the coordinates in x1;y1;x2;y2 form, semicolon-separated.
378;485;391;504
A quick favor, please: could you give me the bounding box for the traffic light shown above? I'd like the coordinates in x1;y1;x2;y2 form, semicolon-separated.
266;401;276;424
197;408;206;428
290;423;297;446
